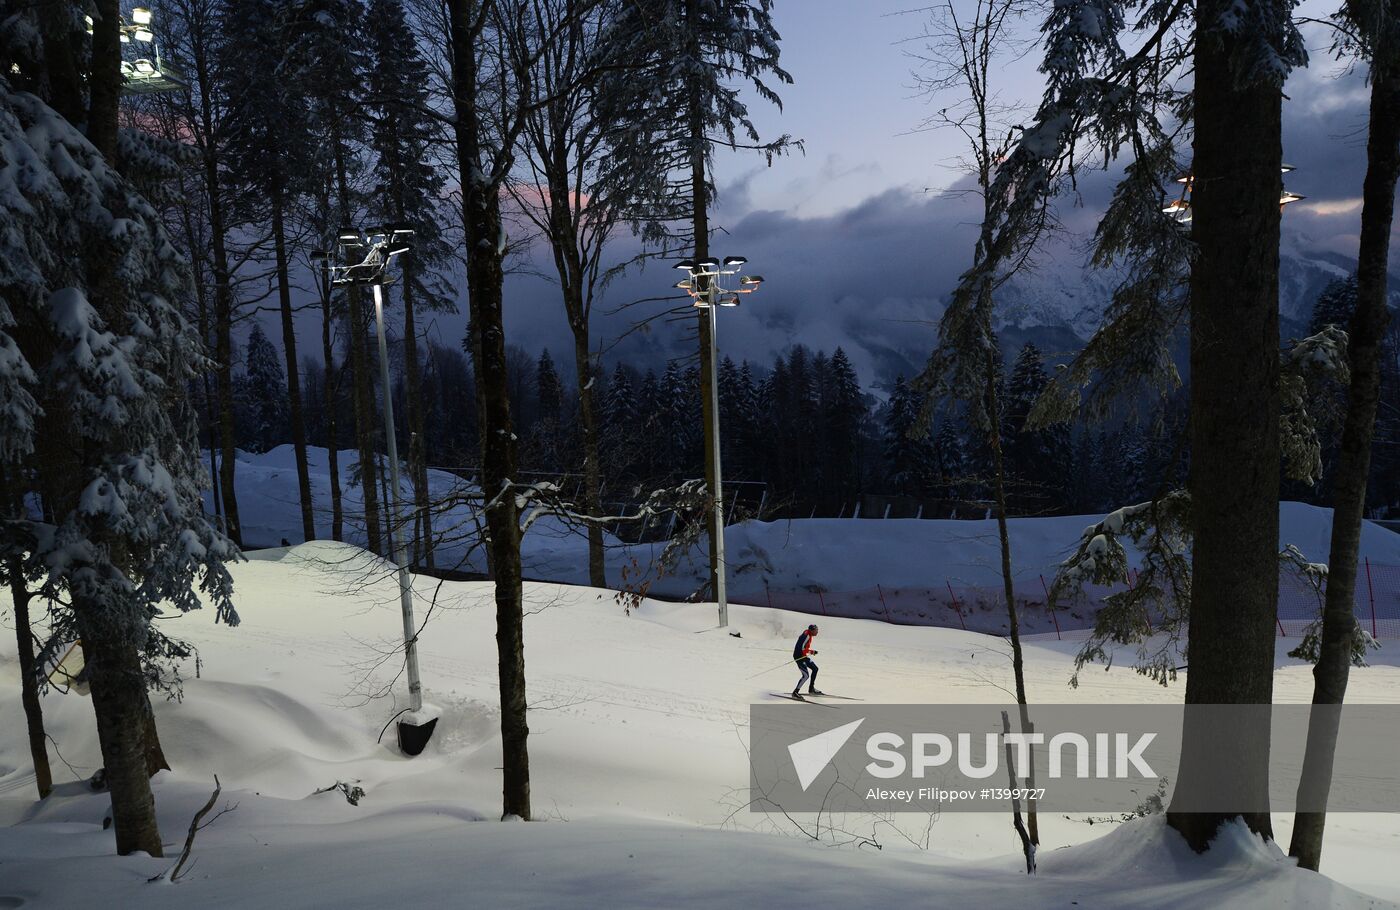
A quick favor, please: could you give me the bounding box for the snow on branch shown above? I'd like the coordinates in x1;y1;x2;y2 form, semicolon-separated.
1281;325;1349;486
1050;491;1191;686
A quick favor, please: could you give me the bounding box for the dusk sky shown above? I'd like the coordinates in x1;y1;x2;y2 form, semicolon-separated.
302;3;1388;393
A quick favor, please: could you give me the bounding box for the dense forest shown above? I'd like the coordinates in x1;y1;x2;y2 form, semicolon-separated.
222;272;1400;523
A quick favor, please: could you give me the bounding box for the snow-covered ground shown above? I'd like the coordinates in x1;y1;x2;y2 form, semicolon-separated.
2;542;1398;908
217;446;1400;598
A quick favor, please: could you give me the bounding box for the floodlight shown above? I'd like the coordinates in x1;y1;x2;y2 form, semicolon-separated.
719;295;740;307
338;227;362;244
133;28;153;42
698;257;720;269
386;241;412;256
1280;191;1305;207
740;275;764;285
132;7;153;24
675;259;696;271
675;279;692;290
133;59;157;75
723;256;747;267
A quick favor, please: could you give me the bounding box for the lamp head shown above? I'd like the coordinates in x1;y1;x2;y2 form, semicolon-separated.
723;255;747;267
675;259;697;271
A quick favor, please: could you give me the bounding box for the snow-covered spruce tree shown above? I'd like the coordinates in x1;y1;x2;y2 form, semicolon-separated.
1291;0;1400;872
216;0;318;542
0;74;238;855
596;0;795;600
364;0;454;568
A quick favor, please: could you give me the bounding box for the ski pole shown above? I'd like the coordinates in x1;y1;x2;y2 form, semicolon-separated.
746;657;803;680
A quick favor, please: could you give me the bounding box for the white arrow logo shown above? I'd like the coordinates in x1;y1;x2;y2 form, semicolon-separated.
788;718;865;791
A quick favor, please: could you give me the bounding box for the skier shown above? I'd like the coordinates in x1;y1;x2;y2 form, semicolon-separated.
792;623;823;699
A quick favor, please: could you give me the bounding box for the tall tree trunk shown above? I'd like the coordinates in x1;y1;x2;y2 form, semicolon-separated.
686;0;721;602
204;374;222;525
80;630;163;857
6;555;52;799
544;151;604;586
1289;29;1400;871
572;327;605;587
36;0;84;126
984;354;1038;845
402;276;434;567
1167;3;1284;851
333;152;382;553
349;289;383;554
323;286;345;541
271;179;316;542
449;0;531;821
65;11;167;853
86;0;121;162
212;274;240;546
191;14;242;546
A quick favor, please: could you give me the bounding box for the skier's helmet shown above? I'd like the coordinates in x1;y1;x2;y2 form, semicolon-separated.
808;624;819;633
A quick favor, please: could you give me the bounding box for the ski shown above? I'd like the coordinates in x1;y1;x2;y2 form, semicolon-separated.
770;693;837;706
806;693;863;701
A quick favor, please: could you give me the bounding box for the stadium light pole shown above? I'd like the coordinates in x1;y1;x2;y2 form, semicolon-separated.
86;6;187;93
1163;164;1304;225
312;224;436;755
673;256;765;628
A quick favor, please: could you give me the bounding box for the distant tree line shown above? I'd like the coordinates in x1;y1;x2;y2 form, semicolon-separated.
225;271;1400;525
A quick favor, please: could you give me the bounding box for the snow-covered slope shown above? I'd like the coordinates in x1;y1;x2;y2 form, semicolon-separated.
217;446;1400;600
1;547;1396;907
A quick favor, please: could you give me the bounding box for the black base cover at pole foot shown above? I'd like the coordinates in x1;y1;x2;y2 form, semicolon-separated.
397;717;438;756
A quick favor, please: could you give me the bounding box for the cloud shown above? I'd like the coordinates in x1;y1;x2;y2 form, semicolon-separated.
415;58;1384;393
